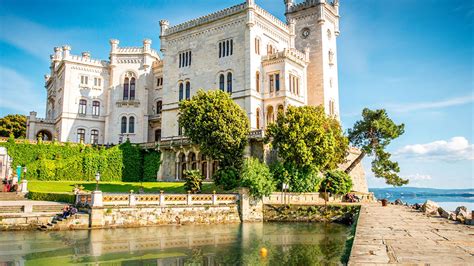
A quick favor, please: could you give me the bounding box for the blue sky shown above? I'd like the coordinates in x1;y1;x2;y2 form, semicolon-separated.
0;0;472;189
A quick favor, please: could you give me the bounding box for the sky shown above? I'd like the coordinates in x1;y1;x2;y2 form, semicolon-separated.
0;0;472;189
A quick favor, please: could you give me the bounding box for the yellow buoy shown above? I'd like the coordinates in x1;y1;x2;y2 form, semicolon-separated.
260;247;268;258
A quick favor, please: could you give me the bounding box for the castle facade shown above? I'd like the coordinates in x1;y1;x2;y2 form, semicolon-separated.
26;0;368;192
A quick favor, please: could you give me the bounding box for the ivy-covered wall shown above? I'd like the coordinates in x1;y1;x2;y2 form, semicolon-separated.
0;139;161;182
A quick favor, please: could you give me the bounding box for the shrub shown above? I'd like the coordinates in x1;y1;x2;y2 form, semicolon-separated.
28;191;75;204
143;149;161;182
271;162;322;193
321;170;353;195
240;157;275;198
214;167;240;191
183;170;204;193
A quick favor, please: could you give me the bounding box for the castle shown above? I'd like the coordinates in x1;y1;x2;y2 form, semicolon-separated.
26;0;368;192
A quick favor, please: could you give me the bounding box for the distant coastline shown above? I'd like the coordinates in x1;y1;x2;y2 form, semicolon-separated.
370;187;474;211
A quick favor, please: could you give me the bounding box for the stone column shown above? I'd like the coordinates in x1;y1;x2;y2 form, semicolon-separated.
91;191;103;207
206;161;211;180
20;179;28;193
175;162;180;181
159;191;166;206
129;191;136;206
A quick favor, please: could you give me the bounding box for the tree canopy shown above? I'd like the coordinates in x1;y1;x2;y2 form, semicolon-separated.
0;114;27;138
178;89;250;169
320;170;353;195
346;108;408;186
266;105;348;171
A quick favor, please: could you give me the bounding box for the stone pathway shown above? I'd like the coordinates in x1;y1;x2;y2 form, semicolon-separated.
349;204;474;265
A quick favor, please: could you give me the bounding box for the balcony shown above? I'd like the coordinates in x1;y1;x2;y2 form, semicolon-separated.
148;113;162;122
116;100;140;108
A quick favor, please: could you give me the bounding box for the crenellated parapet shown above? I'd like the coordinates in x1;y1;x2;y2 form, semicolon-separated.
164;3;247;36
286;0;338;16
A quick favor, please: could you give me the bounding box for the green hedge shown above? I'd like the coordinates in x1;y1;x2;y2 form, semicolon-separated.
0;139;160;182
27;191;76;204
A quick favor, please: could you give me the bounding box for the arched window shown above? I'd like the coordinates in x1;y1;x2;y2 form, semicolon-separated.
91;129;99;144
79;99;87;115
77;128;86;143
179;83;184;101
92;101;100;116
255;38;260;55
156;101;162;114
256;71;260;92
227;72;232;93
256;108;260;129
185;82;191;100
266;106;274;125
128;117;135;133
219;74;225;91
278;105;284;115
190;152;197;169
129;77;136;100
123;77;129;100
121;116;127;134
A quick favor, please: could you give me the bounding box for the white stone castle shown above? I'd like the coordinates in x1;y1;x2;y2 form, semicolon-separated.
26;0;368;192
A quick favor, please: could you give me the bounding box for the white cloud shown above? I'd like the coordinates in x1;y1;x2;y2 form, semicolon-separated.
396;136;474;161
386;93;474;113
404;174;432;181
0;66;45;115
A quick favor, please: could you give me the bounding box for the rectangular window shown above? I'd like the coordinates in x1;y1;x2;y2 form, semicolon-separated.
156;77;163;87
80;75;88;85
275;74;280;91
77;129;86;143
94;77;101;87
218;39;234;58
269;75;274;93
179;51;192;68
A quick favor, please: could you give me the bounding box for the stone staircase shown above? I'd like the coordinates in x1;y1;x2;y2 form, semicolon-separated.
0;192;26;201
38;213;89;231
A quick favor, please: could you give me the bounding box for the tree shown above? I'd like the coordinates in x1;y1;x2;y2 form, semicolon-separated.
240;157;276;198
0;114;27;138
266;106;348;172
179;89;250;169
183;170;204;193
320;170;353;196
346;108;408;186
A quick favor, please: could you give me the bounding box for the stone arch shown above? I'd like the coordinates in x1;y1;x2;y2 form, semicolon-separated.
36;130;53;141
266;105;274;125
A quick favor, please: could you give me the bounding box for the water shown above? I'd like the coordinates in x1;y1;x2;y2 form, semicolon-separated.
370;187;474;211
0;223;351;265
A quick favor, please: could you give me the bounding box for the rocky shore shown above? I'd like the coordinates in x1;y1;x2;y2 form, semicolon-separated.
380;198;473;225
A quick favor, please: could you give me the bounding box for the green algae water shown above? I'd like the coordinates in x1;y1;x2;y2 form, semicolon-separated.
0;223;350;265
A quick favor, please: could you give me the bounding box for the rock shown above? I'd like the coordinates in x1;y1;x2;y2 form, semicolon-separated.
456;209;468;223
448;212;457;221
394;199;404;205
438;207;450;219
413;203;422;210
421;200;439;216
455;206;467;215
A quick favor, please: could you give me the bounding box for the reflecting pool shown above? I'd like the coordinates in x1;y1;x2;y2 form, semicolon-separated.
0;222;350;265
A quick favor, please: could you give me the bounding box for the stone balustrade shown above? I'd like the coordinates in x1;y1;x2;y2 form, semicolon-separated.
80;192;239;207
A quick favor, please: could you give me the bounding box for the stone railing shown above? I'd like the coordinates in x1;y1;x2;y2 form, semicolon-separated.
254;4;289;32
262;48;308;66
80;192;239;207
263;192;375;205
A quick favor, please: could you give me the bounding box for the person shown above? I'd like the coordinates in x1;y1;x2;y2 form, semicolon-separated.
62;205;70;219
10;182;18;192
69;205;78;216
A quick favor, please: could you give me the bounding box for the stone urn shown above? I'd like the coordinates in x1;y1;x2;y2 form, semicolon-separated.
381;199;388;207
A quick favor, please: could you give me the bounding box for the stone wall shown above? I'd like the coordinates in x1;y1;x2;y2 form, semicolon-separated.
0;213;89;231
90;205;241;228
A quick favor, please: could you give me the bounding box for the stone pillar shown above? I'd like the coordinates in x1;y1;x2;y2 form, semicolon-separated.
159;191;166;206
187;192;192;205
239;188;263;222
23;204;33;213
175;161;180;181
206;161;211;180
129;192;136;206
91;191;103;207
20;179;28;193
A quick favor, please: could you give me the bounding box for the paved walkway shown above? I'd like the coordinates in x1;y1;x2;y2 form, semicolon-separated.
349;204;474;265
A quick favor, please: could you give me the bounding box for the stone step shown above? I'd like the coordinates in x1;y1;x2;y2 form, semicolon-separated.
0;193;26;201
0;206;23;213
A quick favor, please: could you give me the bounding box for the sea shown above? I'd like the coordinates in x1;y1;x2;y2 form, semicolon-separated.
370;187;474;212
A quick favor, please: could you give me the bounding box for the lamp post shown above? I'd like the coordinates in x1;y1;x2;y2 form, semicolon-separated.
95;172;101;191
23;166;27;180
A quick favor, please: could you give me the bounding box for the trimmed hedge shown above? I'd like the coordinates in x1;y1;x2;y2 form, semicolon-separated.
27;191;76;204
0;139;160;182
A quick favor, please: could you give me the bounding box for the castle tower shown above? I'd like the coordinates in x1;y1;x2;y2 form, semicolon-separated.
285;0;340;118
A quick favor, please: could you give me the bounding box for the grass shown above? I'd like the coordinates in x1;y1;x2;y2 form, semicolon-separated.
27;180;228;194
